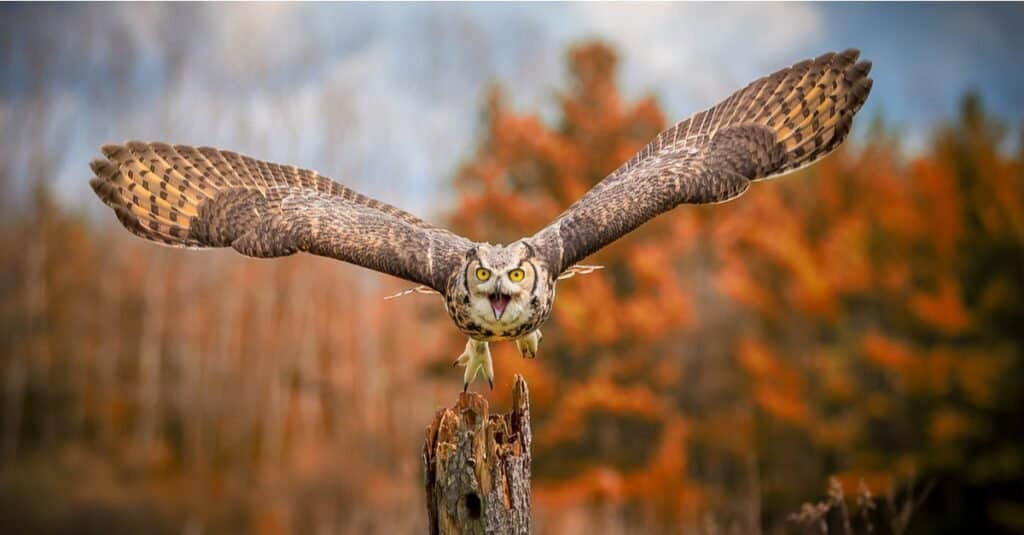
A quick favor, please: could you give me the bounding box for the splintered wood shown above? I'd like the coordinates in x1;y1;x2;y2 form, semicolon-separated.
423;375;532;534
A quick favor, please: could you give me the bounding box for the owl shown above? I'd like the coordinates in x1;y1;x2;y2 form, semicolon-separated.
90;50;872;390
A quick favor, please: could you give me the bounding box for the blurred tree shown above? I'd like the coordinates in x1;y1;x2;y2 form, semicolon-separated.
452;42;714;530
710;92;1024;533
451;42;1024;534
1;35;1022;535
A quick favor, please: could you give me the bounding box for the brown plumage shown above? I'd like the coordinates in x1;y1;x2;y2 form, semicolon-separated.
90;50;873;389
528;49;873;273
90;142;472;291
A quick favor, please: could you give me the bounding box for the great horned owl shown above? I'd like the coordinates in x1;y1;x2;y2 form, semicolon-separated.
90;50;873;390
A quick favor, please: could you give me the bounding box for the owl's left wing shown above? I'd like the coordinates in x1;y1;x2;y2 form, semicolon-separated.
527;50;873;275
90;142;474;292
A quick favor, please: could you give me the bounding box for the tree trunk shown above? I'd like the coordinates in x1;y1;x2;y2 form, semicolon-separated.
423;374;532;534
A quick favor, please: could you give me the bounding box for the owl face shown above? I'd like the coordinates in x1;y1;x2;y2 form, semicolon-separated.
468;243;537;321
446;241;551;340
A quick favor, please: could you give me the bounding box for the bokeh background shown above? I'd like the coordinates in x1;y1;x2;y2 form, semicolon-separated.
2;3;1023;534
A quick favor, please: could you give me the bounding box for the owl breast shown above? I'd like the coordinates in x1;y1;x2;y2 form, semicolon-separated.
444;274;555;341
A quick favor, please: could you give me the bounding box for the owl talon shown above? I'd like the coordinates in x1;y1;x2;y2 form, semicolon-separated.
453;338;493;391
515;329;543;360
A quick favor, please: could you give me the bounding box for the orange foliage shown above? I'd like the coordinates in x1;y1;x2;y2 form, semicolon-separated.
449;45;1024;531
2;43;1023;533
863;332;916;378
910;278;974;333
538;377;666;447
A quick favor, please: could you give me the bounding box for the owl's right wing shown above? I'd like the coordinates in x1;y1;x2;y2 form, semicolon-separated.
90;142;474;292
527;50;873;275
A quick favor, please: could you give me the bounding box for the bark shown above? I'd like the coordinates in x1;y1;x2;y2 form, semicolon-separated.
424;375;532;534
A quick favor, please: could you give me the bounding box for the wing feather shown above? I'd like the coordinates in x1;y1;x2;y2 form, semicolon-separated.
90;142;473;292
528;49;872;274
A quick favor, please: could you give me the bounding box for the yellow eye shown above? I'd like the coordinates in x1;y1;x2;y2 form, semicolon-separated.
475;268;491;281
508;268;525;282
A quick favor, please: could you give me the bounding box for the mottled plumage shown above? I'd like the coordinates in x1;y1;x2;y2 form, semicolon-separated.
529;49;873;273
90;50;873;389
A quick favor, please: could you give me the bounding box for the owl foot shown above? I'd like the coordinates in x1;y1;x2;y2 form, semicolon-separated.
452;338;493;391
514;329;543;359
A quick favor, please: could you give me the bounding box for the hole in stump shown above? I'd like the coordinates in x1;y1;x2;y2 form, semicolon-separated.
465;493;482;519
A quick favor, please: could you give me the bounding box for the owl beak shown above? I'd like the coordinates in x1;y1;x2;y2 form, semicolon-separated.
489;291;511;320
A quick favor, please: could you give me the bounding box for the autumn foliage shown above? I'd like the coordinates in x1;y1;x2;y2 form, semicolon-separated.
451;43;1024;533
1;42;1022;534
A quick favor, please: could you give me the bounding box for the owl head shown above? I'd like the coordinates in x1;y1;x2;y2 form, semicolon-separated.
464;242;542;326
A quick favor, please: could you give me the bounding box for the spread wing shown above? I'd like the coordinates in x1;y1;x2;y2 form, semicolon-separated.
90;142;474;292
527;49;873;274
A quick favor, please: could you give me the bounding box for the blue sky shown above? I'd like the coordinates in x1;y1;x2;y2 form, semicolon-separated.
1;3;1022;218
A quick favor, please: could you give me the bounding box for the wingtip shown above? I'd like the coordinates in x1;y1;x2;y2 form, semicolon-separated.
858;78;875;100
88;176;105;194
89;158;113;174
791;58;814;72
814;51;837;64
125;140;150;152
839;48;861;62
89;178;123;206
852;60;873;78
100;143;123;158
857;60;873;78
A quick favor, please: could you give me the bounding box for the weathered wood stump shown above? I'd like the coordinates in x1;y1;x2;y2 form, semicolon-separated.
423;374;532;534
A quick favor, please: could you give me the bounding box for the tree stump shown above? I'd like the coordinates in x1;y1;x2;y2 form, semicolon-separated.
423;374;532;534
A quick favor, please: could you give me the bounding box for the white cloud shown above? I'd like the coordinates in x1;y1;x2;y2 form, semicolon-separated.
206;3;309;79
570;3;825;114
9;3;833;215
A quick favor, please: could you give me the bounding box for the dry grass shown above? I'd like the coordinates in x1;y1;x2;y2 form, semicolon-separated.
789;477;935;535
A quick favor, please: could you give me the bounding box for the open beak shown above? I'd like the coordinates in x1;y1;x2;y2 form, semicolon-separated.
489;292;511;320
